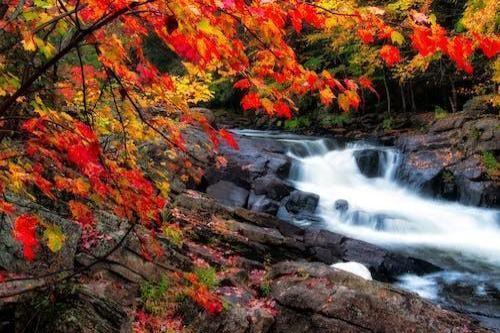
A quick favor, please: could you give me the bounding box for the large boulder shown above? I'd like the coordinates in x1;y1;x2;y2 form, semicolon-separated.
268;261;490;333
253;175;294;201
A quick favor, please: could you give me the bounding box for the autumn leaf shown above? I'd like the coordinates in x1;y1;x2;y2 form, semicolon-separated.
44;224;66;253
12;214;40;261
69;200;94;226
380;45;401;67
241;92;261;111
219;129;239;150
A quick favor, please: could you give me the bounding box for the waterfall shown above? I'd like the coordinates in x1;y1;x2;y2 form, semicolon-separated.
288;140;500;266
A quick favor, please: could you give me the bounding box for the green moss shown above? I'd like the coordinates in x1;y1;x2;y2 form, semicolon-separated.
382;116;394;132
260;282;271;296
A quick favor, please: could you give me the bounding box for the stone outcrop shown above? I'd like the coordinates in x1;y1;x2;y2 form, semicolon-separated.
396;109;499;207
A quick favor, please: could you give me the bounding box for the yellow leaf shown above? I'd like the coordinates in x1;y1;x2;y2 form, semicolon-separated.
319;87;334;106
44;224;66;253
391;31;405;46
338;93;350;112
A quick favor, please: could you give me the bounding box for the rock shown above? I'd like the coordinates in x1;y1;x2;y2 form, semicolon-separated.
283;191;320;215
331;261;372;280
207;181;249;207
204;134;291;190
14;288;131;333
354;149;385;178
268;261;490;333
176;191;439;282
334;200;349;212
248;192;280;215
253;175;293;201
303;228;439;282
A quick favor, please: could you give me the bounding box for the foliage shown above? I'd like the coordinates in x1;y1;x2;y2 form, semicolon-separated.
140;276;170;315
0;0;497;301
383;116;394;132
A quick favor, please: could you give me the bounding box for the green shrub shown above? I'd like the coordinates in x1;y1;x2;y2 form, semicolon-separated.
482;151;499;173
434;106;449;120
194;266;218;289
382;116;393;132
163;225;183;246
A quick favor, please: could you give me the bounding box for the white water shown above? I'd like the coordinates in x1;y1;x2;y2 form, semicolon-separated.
287;139;500;267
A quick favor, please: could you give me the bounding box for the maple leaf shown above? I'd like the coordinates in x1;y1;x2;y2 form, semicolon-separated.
380;45;401;67
69;200;94;226
219;129;239;150
233;78;251;90
476;35;500;59
12;214;40;261
241;92;262;111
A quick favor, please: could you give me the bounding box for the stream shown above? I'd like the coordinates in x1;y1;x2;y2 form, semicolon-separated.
234;129;500;331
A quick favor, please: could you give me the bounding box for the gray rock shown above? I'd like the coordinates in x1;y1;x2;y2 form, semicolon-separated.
0;195;81;276
207;181;249;207
253;175;293;201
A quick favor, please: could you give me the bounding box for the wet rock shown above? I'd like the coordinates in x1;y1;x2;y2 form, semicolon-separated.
354;149;385;178
303;228;439;282
394;98;500;208
207;181;249;208
253;175;293;201
334;199;349;212
284;191;319;215
248;192;280;215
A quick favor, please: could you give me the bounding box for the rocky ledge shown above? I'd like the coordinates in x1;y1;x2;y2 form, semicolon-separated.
395;105;499;207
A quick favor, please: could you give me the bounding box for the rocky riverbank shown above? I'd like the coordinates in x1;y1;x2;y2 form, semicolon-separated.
0;191;491;332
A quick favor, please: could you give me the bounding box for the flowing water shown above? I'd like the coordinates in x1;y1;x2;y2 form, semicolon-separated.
234;129;500;330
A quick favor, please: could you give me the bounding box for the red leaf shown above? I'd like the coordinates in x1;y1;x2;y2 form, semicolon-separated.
12;214;40;261
241;92;261;111
476;35;500;59
380;45;401;67
274;101;292;119
233;78;251;90
358;29;375;44
219;129;239;150
69;200;94;226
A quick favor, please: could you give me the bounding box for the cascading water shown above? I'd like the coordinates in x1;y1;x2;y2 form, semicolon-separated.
233;130;500;330
288;140;500;265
